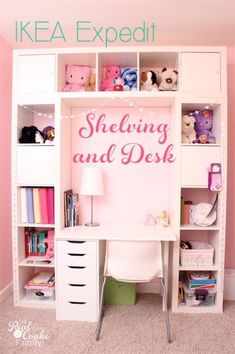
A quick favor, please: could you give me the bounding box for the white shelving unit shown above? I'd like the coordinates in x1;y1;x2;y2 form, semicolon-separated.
11;46;227;315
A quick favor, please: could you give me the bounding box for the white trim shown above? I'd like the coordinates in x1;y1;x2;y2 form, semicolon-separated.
224;269;235;301
0;282;13;303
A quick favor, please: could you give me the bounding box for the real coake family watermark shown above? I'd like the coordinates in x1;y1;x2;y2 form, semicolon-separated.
8;320;49;348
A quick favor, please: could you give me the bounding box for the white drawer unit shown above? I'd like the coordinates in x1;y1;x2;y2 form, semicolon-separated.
17;146;54;185
17;54;56;93
56;239;99;321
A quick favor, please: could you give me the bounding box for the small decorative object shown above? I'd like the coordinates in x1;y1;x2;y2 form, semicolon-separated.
181;115;197;143
144;213;156;225
44;230;54;259
158;67;178;91
191;203;217;227
121;68;137;91
193;109;216;144
42;126;55;144
19;126;43;144
64;65;91;92
158;210;169;227
80;167;104;227
208;163;222;191
113;77;124;91
140;71;158;91
85;73;96;92
100;65;121;91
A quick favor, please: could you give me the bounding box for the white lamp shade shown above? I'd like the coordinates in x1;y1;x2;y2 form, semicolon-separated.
80;167;104;196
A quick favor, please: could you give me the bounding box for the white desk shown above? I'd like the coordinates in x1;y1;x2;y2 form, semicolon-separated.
55;223;177;322
56;223;177;241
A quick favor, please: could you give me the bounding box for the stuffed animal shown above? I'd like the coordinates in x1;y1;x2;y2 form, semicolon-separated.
113;77;124;91
181;115;197;144
64;65;91;92
140;71;158;91
193;109;216;144
159;67;178;91
85;73;96;92
121;68;137;91
100;65;121;91
19;126;44;144
42;126;55;144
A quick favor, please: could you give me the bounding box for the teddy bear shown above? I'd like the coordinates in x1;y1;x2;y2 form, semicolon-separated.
158;67;178;91
85;73;96;92
113;77;124;91
181;115;197;144
42;126;55;144
100;65;121;91
121;68;137;91
19;126;44;144
64;65;91;92
193;109;216;143
140;71;158;91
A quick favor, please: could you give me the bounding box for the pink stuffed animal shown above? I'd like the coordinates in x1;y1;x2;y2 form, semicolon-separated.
64;65;91;92
100;65;121;91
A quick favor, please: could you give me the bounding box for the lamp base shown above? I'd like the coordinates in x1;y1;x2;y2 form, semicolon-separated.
84;222;100;227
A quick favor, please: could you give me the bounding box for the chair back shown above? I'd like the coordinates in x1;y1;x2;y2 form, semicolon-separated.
104;240;163;282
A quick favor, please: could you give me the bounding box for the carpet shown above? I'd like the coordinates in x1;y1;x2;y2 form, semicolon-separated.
1;294;235;354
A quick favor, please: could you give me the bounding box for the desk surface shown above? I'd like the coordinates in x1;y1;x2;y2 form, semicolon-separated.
56;223;177;241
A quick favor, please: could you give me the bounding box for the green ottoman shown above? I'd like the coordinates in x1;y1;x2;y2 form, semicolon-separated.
104;277;136;305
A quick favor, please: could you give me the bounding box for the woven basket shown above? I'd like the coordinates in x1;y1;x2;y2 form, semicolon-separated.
180;241;214;266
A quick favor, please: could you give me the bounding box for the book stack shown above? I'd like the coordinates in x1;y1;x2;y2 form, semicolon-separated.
20;187;54;224
27;272;55;287
64;190;79;227
24;228;53;257
185;271;216;290
24;272;55;301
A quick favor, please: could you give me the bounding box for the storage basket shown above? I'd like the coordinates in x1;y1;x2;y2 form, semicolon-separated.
180;241;214;266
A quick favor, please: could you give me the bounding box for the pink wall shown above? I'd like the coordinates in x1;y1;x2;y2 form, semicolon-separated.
225;47;235;268
0;37;13;292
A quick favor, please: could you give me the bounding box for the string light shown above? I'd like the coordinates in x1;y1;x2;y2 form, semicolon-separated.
20;99;215;121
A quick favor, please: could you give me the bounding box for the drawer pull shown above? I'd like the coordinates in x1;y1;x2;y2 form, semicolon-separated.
68;266;86;269
69;301;86;305
67;253;85;257
67;241;86;244
68;284;86;287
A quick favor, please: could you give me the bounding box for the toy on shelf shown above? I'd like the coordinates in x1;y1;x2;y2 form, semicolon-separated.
64;65;91;92
193;109;216;144
181;115;197;144
158;67;178;91
85;73;96;92
121;68;137;91
144;213;156;225
44;230;54;259
113;77;124;91
100;65;121;91
158;210;169;227
42;126;55;144
140;71;158;91
19;126;44;144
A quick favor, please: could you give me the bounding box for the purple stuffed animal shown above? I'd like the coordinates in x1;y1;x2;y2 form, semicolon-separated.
193;109;216;144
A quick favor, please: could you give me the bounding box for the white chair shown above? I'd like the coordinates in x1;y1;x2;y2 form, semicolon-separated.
96;240;171;343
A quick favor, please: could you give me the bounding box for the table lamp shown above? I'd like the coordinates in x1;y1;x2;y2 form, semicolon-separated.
80;167;104;226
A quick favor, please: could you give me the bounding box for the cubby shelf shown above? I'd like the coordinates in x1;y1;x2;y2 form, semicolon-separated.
12;46;227;315
19;257;55;267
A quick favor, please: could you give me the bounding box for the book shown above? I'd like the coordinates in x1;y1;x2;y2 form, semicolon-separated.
64;189;72;227
47;188;54;224
186;271;216;285
26;188;34;223
39;188;48;224
33;188;41;223
20;188;28;223
28;271;55;287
